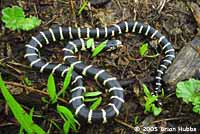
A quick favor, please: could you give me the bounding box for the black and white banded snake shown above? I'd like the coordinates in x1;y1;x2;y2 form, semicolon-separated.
24;21;175;124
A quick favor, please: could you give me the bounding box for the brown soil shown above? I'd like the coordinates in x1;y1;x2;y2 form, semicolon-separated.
0;0;200;134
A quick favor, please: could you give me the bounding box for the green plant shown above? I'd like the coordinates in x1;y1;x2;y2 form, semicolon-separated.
45;68;79;133
139;43;148;57
139;42;159;58
86;38;95;49
47;66;73;104
46;69;79;133
22;76;32;86
78;0;89;16
176;78;200;114
133;115;139;125
92;40;108;57
90;97;102;110
47;74;57;104
2;6;41;31
84;91;102;110
57;105;79;134
86;38;109;57
84;91;102;97
58;66;74;97
19;107;35;134
0;75;45;134
143;84;162;116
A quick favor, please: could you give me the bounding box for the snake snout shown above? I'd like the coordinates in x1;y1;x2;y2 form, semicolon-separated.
106;40;123;51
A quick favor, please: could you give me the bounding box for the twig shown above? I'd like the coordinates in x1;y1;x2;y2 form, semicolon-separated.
115;117;190;130
158;0;166;14
145;0;149;10
0;57;9;63
43;15;58;26
151;117;190;124
7;61;30;69
114;0;122;9
6;64;22;74
33;3;39;18
70;0;77;26
115;118;135;130
4;81;68;104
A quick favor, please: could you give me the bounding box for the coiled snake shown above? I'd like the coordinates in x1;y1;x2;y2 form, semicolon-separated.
24;21;175;124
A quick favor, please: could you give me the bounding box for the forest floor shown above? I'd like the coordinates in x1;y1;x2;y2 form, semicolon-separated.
0;0;200;133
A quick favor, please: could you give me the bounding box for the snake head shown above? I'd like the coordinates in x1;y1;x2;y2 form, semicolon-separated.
105;40;123;51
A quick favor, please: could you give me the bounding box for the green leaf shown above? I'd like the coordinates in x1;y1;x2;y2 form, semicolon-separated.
176;78;200;104
84;91;102;97
152;104;162;116
58;66;73;97
0;75;45;134
90;97;102;110
176;79;200;114
133;116;139;125
62;66;73;93
143;84;151;98
41;97;49;104
63;122;70;134
84;97;99;102
192;105;200;114
23;76;32;86
144;95;157;112
2;6;41;31
19;126;24;134
57;105;77;132
192;97;200;105
47;74;57;104
161;88;165;97
143;84;161;116
139;43;148;57
2;6;25;30
78;0;88;16
20;16;41;31
86;38;94;49
29;107;35;120
92;40;108;57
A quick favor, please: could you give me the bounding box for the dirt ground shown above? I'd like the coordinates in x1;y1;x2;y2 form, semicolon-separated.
0;0;200;133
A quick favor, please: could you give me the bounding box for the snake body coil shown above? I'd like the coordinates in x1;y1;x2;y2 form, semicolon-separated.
25;21;175;124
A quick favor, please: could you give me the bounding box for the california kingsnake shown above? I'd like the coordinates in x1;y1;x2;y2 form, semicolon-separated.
24;21;175;124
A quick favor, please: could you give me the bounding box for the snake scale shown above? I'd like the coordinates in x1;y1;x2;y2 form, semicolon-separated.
24;20;175;124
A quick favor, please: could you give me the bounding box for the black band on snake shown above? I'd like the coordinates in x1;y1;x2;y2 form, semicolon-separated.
24;21;175;124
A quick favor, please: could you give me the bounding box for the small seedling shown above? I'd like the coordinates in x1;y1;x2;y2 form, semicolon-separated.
47;74;57;104
143;84;162;116
2;6;41;31
86;38;95;49
19;107;35;134
86;38;109;57
0;75;45;134
57;105;79;133
22;76;32;86
139;42;159;58
78;0;89;16
176;78;200;114
139;43;148;57
133;115;139;125
84;91;102;97
47;66;73;103
84;91;102;110
90;97;102;110
58;66;74;97
92;40;108;57
46;69;79;133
